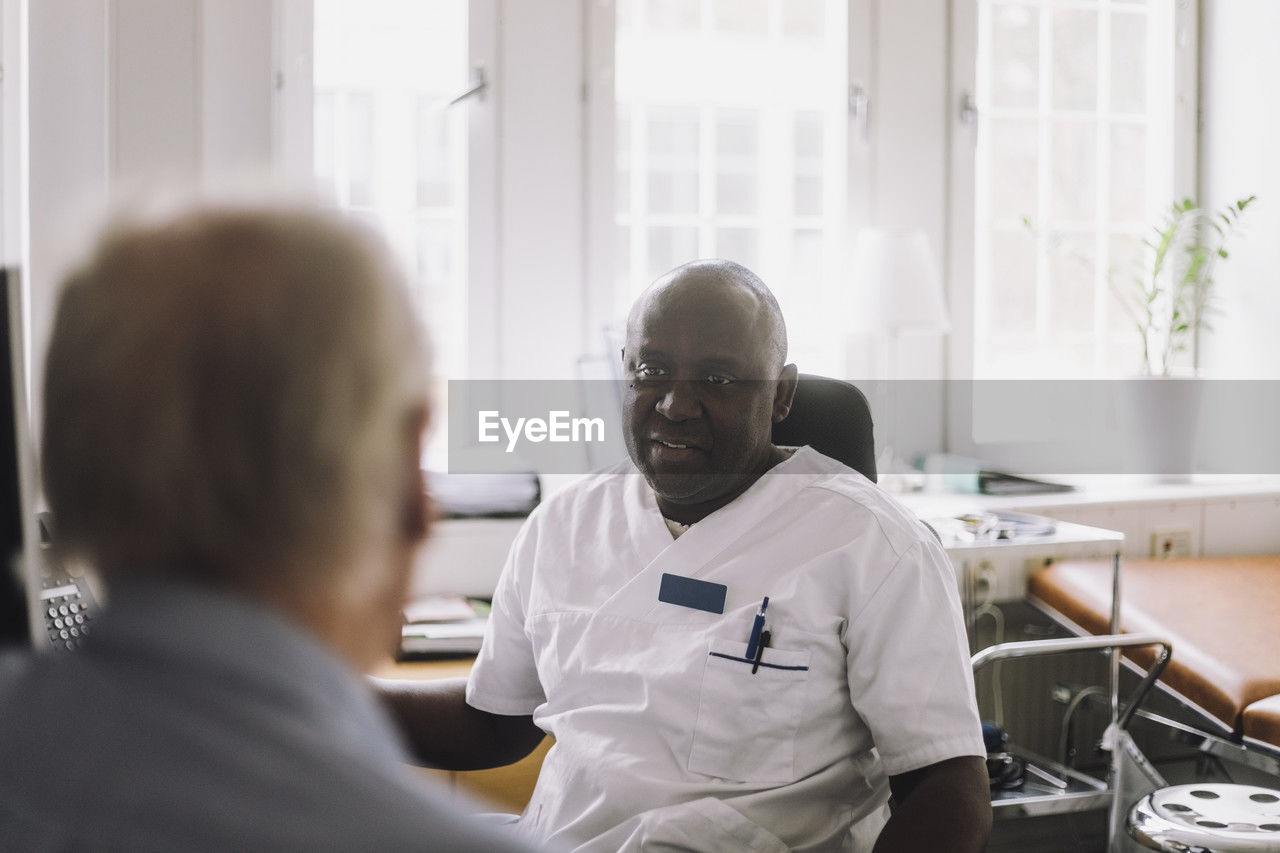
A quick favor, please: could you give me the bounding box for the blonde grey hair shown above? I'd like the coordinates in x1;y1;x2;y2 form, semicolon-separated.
42;204;430;586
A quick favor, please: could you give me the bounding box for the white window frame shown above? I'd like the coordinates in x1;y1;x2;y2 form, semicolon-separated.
585;0;876;374
945;0;1200;466
271;0;500;379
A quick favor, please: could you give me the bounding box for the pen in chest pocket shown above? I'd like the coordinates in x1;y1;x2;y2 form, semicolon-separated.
751;629;771;674
745;596;770;661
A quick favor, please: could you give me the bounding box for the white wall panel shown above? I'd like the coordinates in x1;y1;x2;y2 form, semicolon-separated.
1202;496;1280;556
1199;1;1280;379
201;0;273;179
109;0;199;187
28;0;110;440
495;0;586;379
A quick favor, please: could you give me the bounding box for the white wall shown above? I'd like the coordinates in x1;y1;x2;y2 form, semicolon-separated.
26;0;277;433
491;0;587;379
1198;0;1280;378
868;0;951;459
0;0;26;268
26;0;589;385
28;0;110;431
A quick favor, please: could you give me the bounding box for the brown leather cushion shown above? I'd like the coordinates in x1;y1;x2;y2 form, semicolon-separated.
1243;695;1280;748
1027;557;1280;734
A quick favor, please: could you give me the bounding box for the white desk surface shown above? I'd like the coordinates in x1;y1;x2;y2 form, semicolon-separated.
928;517;1124;556
896;475;1280;517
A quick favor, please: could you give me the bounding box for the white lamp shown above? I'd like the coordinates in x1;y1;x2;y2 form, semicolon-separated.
850;228;950;342
849;228;950;481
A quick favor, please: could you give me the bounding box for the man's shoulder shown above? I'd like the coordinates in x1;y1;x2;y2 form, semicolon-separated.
0;648;533;852
786;448;937;558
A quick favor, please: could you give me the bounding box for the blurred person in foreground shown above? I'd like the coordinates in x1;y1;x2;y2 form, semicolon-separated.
0;203;539;852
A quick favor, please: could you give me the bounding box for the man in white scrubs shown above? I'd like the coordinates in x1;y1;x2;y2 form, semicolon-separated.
378;261;991;851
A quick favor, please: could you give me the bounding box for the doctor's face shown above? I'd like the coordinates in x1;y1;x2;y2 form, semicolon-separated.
622;275;795;524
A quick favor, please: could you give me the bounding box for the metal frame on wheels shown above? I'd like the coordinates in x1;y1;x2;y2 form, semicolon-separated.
972;633;1174;849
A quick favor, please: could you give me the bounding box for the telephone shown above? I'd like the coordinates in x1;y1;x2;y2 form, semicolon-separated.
38;575;96;651
34;512;98;651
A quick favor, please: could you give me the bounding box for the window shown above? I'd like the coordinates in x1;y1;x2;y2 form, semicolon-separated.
967;0;1185;378
312;0;470;380
614;0;850;374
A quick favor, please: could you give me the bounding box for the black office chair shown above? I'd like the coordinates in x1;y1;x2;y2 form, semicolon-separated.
771;374;877;483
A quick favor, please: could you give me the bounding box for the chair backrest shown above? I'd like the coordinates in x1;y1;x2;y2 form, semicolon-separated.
771;374;877;482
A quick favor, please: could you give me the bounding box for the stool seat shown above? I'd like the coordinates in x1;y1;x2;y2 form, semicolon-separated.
1128;783;1280;851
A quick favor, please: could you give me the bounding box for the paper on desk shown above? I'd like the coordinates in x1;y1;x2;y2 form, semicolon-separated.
403;593;478;624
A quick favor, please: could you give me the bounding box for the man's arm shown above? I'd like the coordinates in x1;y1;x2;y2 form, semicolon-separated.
874;756;991;853
370;676;545;771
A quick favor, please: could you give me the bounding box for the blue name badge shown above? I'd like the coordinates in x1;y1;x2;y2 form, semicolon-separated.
658;573;727;615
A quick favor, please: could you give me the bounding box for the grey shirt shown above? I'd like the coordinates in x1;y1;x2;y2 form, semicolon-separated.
0;580;538;852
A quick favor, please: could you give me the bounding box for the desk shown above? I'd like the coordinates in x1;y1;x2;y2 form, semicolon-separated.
928;515;1126;610
369;657;550;813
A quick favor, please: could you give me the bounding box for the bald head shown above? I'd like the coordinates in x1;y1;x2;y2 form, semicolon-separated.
621;259;798;523
627;260;788;376
42;203;430;591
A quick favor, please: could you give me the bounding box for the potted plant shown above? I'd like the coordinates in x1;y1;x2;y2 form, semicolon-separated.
1114;195;1255;377
1106;195;1255;478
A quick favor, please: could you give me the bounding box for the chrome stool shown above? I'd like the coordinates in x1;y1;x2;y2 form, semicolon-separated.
1128;783;1280;851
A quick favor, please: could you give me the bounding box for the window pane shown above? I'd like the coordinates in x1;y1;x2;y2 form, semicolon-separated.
617;107;632;214
793;111;825;216
1048;233;1095;337
1111;12;1147;114
344;93;375;207
1050;120;1096;223
314;91;337;201
646;0;700;31
314;0;469;379
988;229;1038;342
987;119;1038;222
716;227;759;270
713;0;768;35
616;0;849;373
783;0;826;39
1109;124;1146;223
792;229;823;290
989;3;1039;111
617;0;637;31
616;224;633;295
417;98;459;209
648;226;700;282
415;218;458;308
974;2;1167;377
1108;232;1146;370
1053;8;1098;111
647;107;700;214
716;110;758;214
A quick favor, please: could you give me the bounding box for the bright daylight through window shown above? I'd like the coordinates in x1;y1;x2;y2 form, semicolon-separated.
313;0;469;381
615;0;850;375
972;0;1173;378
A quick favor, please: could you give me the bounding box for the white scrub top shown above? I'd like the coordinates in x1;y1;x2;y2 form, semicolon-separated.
467;447;985;852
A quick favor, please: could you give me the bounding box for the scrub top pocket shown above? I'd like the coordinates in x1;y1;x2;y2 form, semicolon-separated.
687;636;811;783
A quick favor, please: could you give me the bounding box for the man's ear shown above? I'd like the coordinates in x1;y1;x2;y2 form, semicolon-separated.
771;364;799;423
